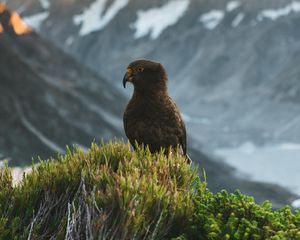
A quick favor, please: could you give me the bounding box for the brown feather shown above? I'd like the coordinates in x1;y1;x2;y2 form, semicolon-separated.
123;60;190;163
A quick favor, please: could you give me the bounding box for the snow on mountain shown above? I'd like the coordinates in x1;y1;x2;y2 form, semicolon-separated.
39;0;50;9
0;4;126;165
4;0;300;207
292;199;300;209
231;12;244;27
7;0;300;150
23;11;49;30
73;0;129;36
199;1;243;30
215;142;300;195
258;2;300;21
199;10;225;30
131;0;190;39
199;1;300;30
226;1;241;12
11;166;32;186
65;36;74;45
182;113;211;125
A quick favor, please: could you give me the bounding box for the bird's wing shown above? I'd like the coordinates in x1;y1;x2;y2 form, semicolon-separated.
168;97;187;155
179;117;187;155
123;96;188;155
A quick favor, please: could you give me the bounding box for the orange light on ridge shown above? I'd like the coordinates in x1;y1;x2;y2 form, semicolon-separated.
0;3;32;35
9;12;32;35
0;3;5;13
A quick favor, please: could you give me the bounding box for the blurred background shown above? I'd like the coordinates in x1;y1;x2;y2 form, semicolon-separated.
1;0;300;208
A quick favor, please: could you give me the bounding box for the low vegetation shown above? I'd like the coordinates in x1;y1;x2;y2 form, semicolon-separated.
0;141;299;239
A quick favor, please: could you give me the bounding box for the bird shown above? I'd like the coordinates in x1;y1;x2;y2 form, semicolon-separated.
123;59;191;163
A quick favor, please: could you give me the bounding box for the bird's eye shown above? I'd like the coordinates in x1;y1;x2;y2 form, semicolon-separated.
138;67;144;72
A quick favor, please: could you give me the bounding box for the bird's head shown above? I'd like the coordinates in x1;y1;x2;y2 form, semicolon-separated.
123;59;167;93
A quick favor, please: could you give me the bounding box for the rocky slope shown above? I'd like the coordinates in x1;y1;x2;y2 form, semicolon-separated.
6;0;300;149
2;1;299;207
0;4;126;165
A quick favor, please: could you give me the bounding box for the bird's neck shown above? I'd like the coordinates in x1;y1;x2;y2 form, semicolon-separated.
132;88;168;104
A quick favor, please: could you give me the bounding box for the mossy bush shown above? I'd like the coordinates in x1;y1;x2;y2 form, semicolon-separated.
0;141;299;239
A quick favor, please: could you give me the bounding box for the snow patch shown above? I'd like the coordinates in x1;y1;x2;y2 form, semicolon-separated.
73;0;129;36
73;143;89;153
199;10;225;30
39;0;50;9
231;13;244;27
215;142;300;195
292;199;300;208
279;143;300;150
132;0;190;39
65;36;74;45
23;11;49;30
182;113;211;125
12;167;32;186
226;1;241;12
258;2;300;21
2;164;32;186
0;153;10;163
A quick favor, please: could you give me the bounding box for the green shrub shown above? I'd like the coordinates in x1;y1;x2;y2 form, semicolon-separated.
190;190;300;239
0;141;299;239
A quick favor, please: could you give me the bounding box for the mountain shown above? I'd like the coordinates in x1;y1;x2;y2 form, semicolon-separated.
2;1;300;207
6;0;300;149
0;3;126;165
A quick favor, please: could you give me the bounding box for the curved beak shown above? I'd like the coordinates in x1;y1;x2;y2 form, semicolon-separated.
123;68;133;88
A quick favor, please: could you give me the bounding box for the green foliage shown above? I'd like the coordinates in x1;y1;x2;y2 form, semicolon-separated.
190;190;300;239
0;141;299;239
